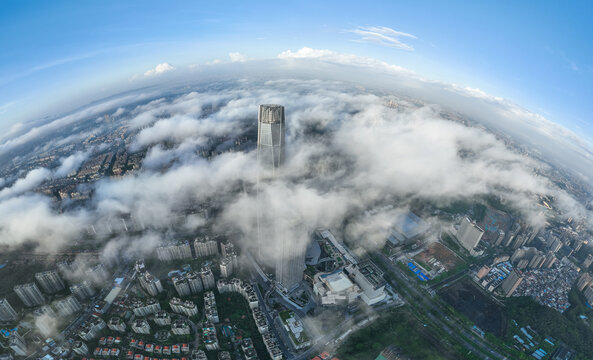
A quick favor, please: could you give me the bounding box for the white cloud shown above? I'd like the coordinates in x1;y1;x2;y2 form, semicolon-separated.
278;47;413;74
349;25;417;51
54;151;90;178
0;168;51;200
229;52;246;63
144;63;175;76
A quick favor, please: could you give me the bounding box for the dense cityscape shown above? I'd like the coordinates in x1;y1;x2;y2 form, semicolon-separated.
0;95;592;360
1;3;593;360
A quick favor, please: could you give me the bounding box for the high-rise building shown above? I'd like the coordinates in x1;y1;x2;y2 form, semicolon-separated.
14;283;45;307
54;295;82;316
583;254;593;270
35;270;65;294
153;311;171;326
275;237;306;290
173;277;192;297
70;281;95;301
220;256;234;278
138;272;163;297
194;237;219;258
577;272;593;292
171;319;191;335
107;317;126;332
8;332;27;356
501;269;523;297
131;319;151;334
257;104;285;170
200;266;215;290
456;217;484;255
186;271;203;294
0;298;18;322
156;241;193;261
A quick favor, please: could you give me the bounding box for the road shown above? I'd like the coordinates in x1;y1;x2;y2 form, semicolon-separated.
374;253;510;360
250;274;294;358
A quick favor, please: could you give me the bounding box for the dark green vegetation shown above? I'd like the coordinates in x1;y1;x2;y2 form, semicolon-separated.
215;292;271;360
338;308;477;360
506;294;593;360
440;280;506;337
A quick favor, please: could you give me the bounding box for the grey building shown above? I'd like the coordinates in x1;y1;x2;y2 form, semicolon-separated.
70;281;95;301
501;269;523;297
0;298;18;322
54;295;82;316
194;237;219;258
8;332;26;356
14;283;45;307
257;104;285;170
456;217;484;255
35;270;65;294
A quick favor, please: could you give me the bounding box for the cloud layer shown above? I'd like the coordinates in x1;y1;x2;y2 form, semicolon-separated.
0;56;590;264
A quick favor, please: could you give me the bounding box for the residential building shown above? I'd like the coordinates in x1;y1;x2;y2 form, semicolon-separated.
0;299;18;322
35;270;65;294
14;283;45;307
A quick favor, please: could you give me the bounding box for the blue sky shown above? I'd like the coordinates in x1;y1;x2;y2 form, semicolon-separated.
1;0;592;137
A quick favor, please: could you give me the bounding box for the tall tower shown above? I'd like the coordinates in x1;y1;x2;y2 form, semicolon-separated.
257;104;285;171
256;104;304;290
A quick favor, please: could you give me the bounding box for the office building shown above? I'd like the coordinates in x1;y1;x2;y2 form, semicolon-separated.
14;283;45;307
54;295;82;316
35;270;65;294
257;104;285;170
583;254;593;270
275;238;306;290
456;217;484;255
501;269;523;297
0;299;18;322
194;237;219;258
345;261;387;305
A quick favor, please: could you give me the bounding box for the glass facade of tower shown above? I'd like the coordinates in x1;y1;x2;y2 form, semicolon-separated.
257;104;285;169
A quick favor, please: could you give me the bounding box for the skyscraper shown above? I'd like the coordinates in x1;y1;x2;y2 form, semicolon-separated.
256;104;305;290
257;104;285;170
0;298;18;322
14;283;45;307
